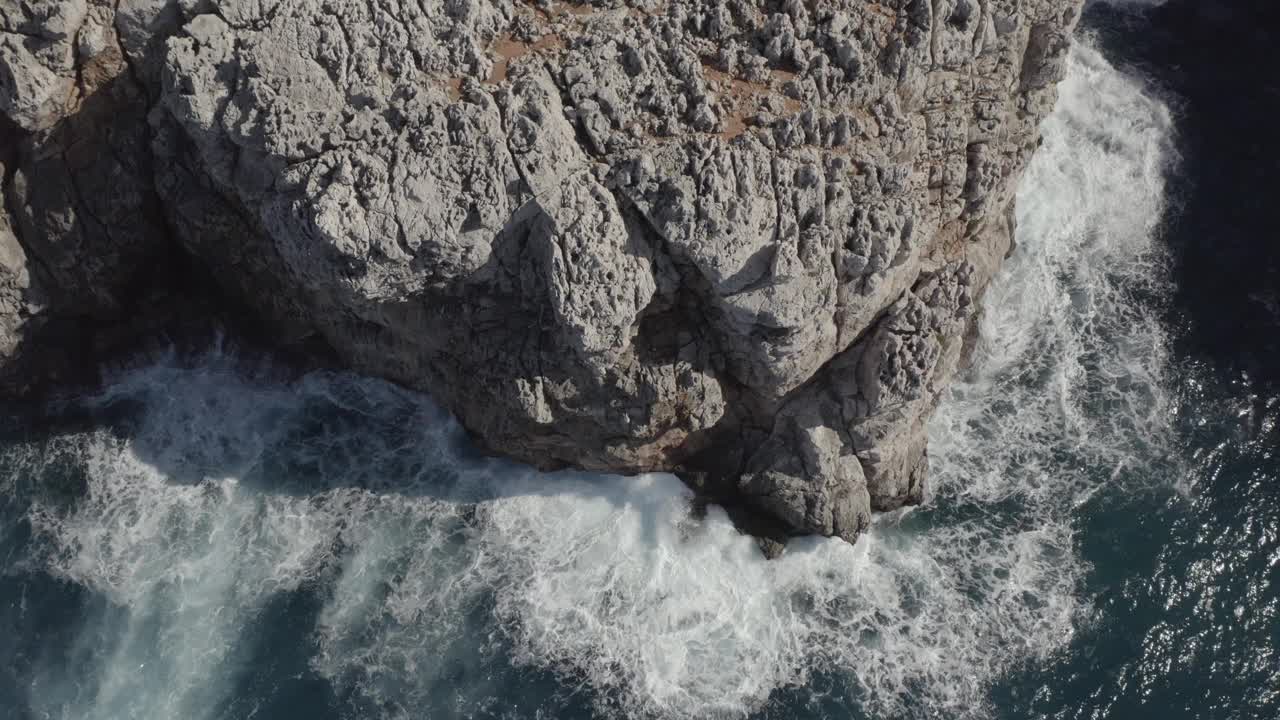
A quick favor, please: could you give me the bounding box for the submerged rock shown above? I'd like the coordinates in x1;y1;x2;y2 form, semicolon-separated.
0;0;1083;551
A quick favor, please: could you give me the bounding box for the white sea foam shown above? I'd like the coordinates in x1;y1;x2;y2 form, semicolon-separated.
931;39;1177;504
7;40;1176;720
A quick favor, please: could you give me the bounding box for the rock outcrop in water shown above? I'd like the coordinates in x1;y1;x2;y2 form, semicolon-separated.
0;0;1082;552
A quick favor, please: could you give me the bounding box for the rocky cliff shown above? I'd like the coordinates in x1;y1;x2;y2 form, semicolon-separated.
1;0;1082;553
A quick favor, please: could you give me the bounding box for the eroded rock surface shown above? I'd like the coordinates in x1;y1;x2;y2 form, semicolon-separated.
0;0;1083;551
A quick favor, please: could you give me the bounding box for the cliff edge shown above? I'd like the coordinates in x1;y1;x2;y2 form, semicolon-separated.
0;0;1082;553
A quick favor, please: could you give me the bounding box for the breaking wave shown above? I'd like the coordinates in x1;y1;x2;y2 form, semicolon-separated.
0;41;1176;720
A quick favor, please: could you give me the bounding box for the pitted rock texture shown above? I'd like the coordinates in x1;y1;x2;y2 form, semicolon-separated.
0;0;1082;551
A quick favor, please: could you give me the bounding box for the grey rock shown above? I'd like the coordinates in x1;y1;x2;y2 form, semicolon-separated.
0;0;203;391
1;0;155;284
0;156;40;366
0;0;1084;551
0;0;87;130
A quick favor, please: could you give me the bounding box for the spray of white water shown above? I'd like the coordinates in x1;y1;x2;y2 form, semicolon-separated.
1;41;1176;720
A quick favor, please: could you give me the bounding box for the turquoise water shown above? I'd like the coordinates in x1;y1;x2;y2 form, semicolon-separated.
2;13;1277;720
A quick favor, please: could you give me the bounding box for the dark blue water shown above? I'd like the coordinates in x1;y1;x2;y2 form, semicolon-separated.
990;2;1280;716
2;3;1277;719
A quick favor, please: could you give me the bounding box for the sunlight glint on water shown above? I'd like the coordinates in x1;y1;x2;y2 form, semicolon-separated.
3;40;1175;720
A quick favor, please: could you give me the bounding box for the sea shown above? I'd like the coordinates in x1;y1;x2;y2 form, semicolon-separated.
1;1;1276;718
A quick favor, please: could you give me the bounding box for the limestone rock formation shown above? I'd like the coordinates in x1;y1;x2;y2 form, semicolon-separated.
1;0;1083;552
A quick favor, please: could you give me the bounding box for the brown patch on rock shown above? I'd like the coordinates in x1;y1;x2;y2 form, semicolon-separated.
443;77;463;102
703;62;804;140
487;32;566;85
